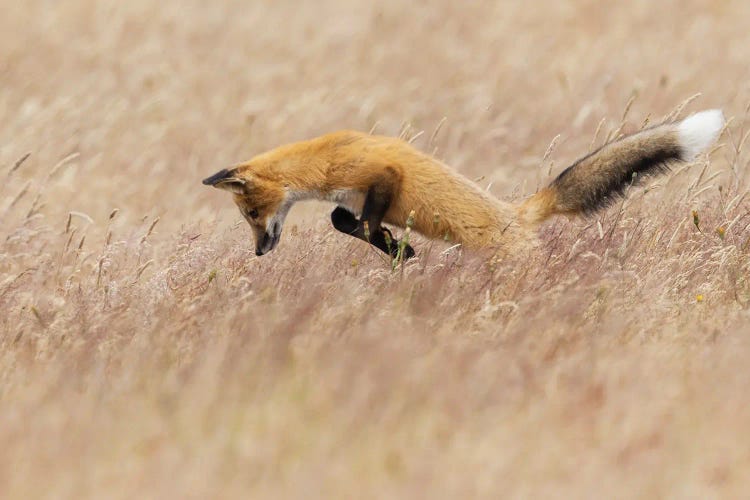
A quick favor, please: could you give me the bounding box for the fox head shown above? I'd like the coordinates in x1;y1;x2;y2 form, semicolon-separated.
202;167;289;256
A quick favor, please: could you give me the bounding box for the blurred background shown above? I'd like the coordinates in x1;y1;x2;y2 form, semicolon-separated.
2;0;744;232
1;1;750;498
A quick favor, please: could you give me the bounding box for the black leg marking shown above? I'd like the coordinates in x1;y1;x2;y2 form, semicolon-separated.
331;206;359;234
328;169;415;259
359;182;393;235
330;206;415;259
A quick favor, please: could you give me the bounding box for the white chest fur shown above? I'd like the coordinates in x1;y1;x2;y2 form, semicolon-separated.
284;188;366;216
326;189;366;215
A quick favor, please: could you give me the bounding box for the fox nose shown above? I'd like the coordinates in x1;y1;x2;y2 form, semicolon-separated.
256;232;270;256
255;224;281;257
255;231;274;256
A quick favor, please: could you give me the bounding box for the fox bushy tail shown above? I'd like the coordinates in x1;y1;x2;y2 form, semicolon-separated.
520;109;725;224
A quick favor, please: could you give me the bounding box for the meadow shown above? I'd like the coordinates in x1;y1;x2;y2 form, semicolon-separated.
1;1;749;497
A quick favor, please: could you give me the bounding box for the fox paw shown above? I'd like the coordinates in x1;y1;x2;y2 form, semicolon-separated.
330;207;415;259
397;243;416;260
382;227;415;260
330;206;359;234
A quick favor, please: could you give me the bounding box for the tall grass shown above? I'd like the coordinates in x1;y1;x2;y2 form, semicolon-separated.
1;0;750;498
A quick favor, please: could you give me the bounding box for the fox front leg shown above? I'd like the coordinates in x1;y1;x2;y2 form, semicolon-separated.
330;207;415;259
330;173;416;259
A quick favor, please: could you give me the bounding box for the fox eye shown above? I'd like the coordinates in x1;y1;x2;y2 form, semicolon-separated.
248;208;259;219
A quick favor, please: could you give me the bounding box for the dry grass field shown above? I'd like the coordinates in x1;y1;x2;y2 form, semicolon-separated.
2;0;750;498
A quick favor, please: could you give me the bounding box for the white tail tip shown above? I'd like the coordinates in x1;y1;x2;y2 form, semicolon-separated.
677;109;725;160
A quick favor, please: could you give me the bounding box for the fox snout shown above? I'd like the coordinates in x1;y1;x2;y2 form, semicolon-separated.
255;221;282;256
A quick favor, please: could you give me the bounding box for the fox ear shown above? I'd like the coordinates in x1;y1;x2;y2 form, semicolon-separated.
202;169;248;194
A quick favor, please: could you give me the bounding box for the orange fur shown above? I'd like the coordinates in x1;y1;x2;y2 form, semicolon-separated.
205;111;723;257
230;131;530;252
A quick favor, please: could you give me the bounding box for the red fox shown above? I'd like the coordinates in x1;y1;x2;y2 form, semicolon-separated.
203;110;724;258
